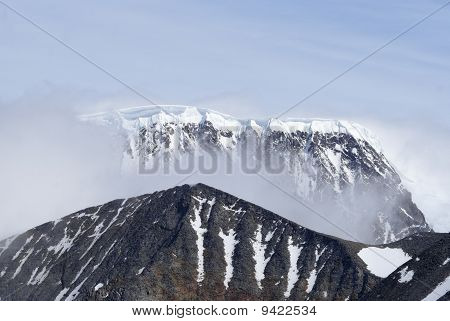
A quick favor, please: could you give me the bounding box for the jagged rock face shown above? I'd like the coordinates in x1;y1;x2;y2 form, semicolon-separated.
0;184;378;301
363;234;450;301
81;106;431;244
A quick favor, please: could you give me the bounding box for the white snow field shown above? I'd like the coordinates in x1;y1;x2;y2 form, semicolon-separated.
357;247;411;278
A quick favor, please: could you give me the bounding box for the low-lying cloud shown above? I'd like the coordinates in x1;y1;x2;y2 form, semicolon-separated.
0;93;448;241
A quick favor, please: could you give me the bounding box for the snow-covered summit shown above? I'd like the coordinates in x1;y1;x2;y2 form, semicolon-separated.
80;104;431;244
80;105;382;152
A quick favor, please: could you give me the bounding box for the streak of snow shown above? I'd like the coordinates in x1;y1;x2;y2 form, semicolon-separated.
218;228;239;289
116;200;144;226
93;240;117;271
27;266;50;285
81;206;121;259
12;235;33;260
422;275;450;301
400;208;414;220
222;202;245;215
74;212;87;219
284;236;303;297
55;288;69;301
251;224;273;289
87;205;103;221
190;196;207;282
205;198;216;222
48;226;82;259
71;257;93;284
306;246;327;294
28;268;38;283
65;277;88;301
264;230;275;242
12;248;34;279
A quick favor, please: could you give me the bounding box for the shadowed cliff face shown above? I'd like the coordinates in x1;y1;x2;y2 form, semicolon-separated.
0;184;379;301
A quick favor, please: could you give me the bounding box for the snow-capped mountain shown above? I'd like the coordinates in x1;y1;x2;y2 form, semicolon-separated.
0;184;446;301
80;105;431;244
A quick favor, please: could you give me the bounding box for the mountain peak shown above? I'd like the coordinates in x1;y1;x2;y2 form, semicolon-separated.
0;184;374;300
0;184;445;301
79;105;430;244
80;105;382;152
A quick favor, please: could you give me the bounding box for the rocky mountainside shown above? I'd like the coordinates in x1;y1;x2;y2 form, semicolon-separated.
80;105;431;244
363;233;450;301
1;184;377;301
0;184;447;301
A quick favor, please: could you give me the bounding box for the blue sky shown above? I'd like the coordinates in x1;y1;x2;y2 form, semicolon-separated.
0;0;449;236
1;0;449;121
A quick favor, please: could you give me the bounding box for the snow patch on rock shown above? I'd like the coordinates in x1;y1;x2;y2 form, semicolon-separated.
251;224;273;289
306;246;327;294
284;236;303;298
218;228;239;289
398;266;414;283
358;247;411;278
190;196;208;283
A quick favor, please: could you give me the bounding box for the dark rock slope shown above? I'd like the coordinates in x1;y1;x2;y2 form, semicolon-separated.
363;233;450;301
0;184;378;301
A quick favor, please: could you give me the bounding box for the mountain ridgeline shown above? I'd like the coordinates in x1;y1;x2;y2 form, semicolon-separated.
0;184;448;301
